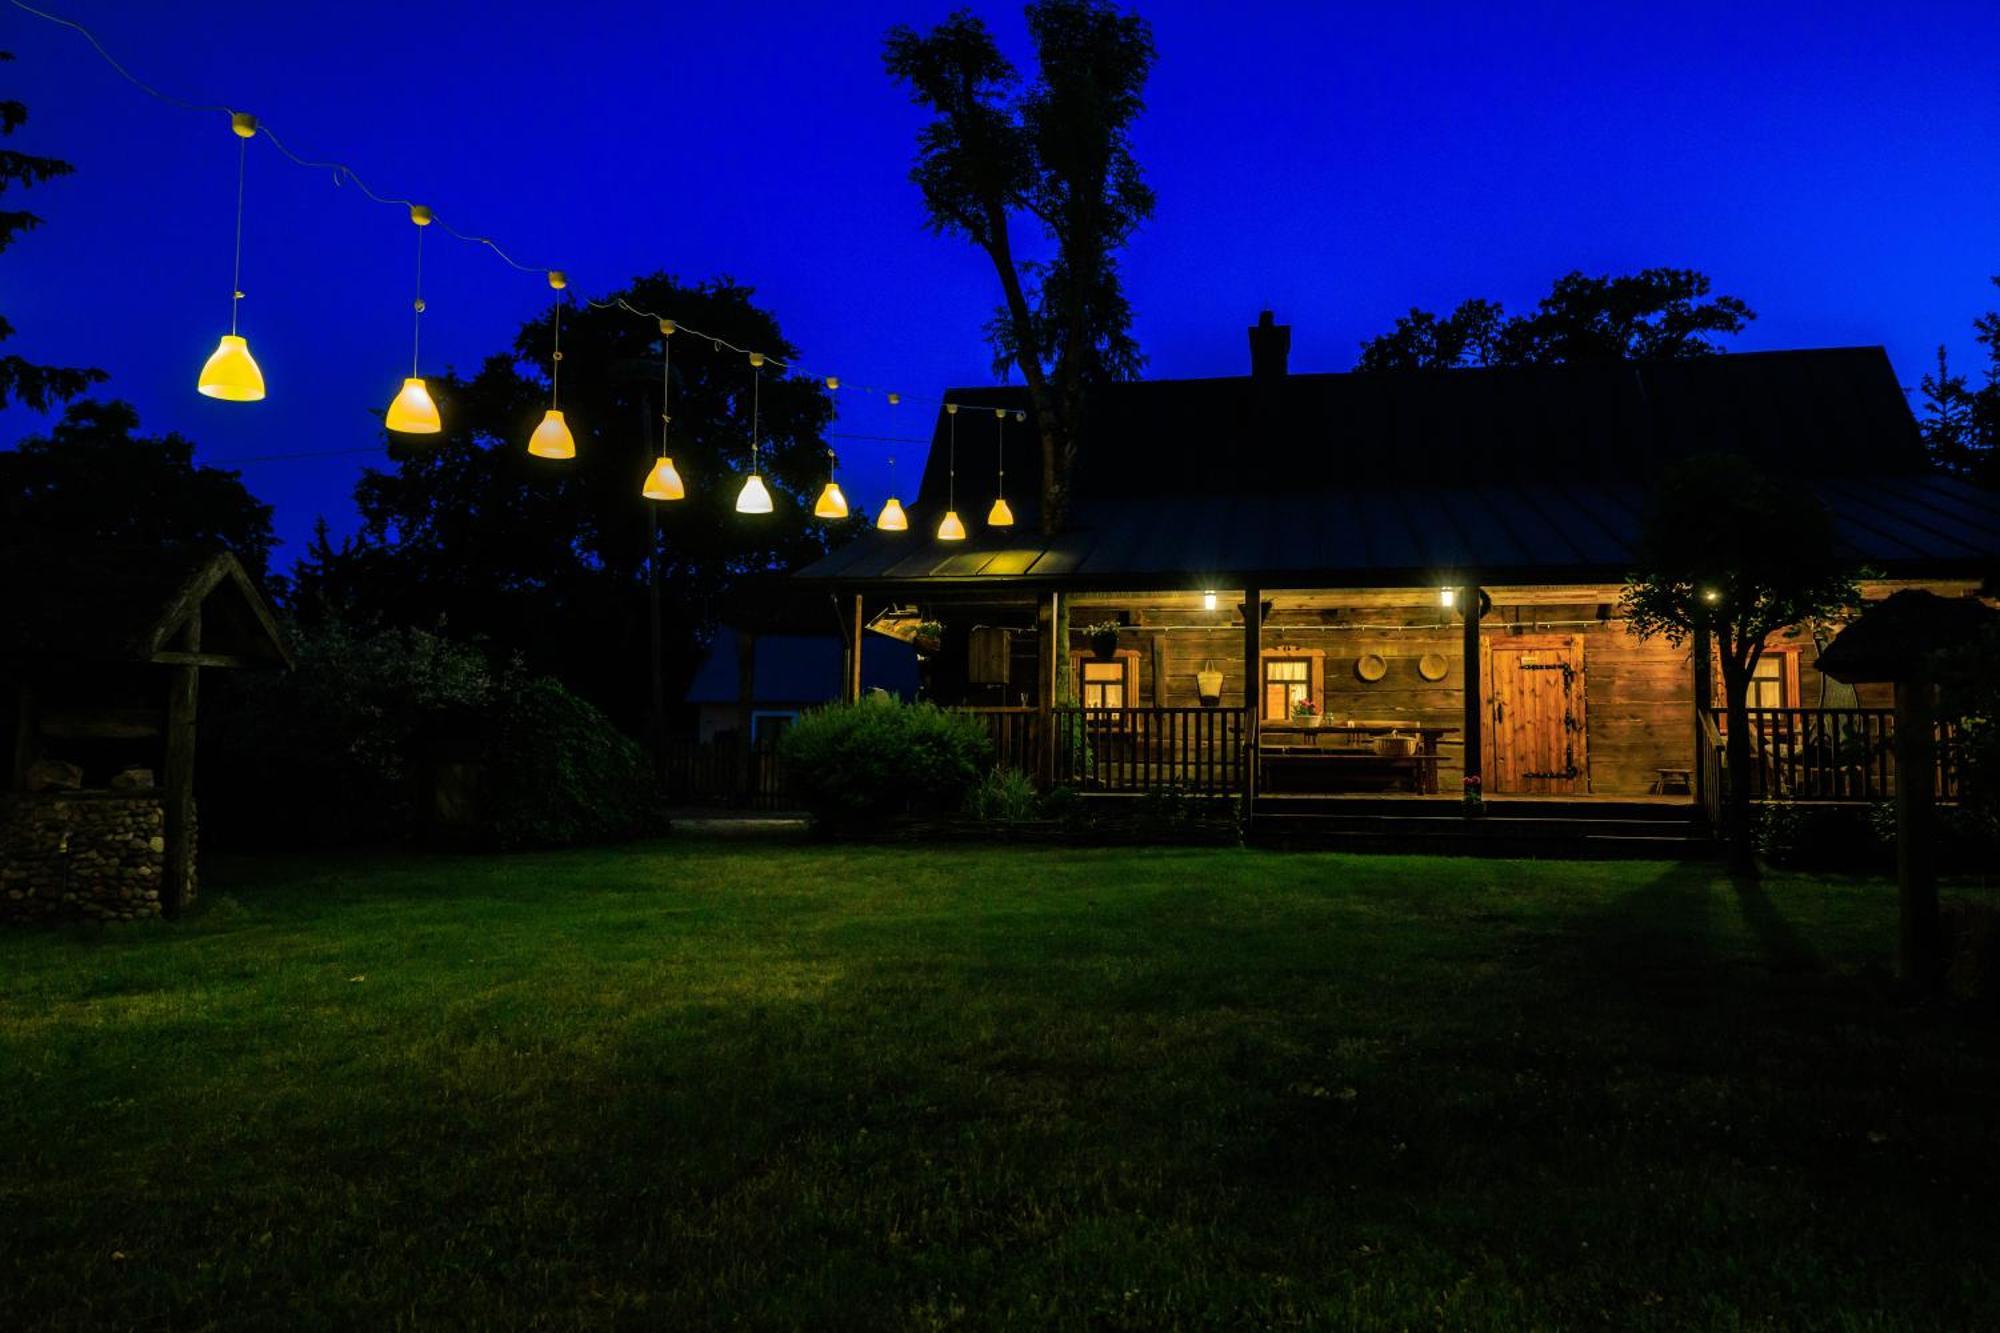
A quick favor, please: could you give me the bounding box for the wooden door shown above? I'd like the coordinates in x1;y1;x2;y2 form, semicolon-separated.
1484;636;1588;795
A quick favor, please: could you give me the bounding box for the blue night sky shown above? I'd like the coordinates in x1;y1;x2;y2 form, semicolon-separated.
5;1;1997;565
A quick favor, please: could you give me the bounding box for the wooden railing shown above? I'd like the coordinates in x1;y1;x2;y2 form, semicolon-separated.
660;736;789;810
1697;708;1725;831
1050;706;1250;796
956;706;1042;775
1709;707;1962;803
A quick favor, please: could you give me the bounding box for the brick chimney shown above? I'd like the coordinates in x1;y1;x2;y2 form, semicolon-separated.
1249;309;1290;381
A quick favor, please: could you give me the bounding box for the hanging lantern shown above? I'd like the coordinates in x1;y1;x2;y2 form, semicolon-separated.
386;377;441;433
1203;590;1218;612
1439;586;1456;609
936;403;966;541
528;409;576;459
642;319;686;500
736;473;774;514
198;112;266;401
198;334;266;402
815;482;849;519
384;205;440;434
986;406;1014;527
643;457;685;501
528;272;574;459
877;496;908;531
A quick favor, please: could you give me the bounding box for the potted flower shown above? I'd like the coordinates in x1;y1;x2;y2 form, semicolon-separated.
1081;620;1122;660
1291;697;1322;727
912;620;944;656
1462;773;1485;816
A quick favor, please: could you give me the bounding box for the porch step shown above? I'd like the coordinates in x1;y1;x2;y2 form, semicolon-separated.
1247;797;1715;859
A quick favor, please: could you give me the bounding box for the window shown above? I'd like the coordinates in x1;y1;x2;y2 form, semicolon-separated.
1747;654;1790;709
1079;659;1128;710
1263;657;1311;720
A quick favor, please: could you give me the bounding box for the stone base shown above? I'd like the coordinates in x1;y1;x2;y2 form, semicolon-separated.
1;794;181;924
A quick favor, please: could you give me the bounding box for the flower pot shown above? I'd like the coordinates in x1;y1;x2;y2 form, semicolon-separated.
1089;631;1120;660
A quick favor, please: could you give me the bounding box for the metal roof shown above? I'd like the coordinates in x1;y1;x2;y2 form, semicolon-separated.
797;347;1999;592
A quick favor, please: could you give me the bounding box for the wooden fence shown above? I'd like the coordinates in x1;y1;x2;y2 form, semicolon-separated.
959;707;1042;776
661;736;790;810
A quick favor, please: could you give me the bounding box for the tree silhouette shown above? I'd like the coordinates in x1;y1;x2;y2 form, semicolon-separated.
1;51;106;411
885;1;1155;534
0;399;275;576
1916;278;2000;487
289;274;850;733
1358;268;1754;371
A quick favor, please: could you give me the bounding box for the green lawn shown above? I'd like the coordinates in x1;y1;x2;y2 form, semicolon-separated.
2;843;1995;1330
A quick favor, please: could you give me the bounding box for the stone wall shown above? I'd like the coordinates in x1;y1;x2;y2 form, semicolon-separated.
0;794;180;924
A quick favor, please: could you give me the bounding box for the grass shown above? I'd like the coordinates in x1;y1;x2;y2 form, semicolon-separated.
2;842;1996;1331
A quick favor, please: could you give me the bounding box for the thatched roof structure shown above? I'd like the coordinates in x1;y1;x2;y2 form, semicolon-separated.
1815;590;1998;684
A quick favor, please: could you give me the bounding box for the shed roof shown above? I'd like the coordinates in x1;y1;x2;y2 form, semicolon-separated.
799;347;1998;592
684;633;918;705
1814;589;2000;684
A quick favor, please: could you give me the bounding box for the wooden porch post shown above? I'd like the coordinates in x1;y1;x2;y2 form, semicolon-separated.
1692;617;1714;808
1893;663;1941;989
1242;586;1261;809
161;608;200;916
1036;590;1061;786
842;594;864;704
1461;584;1482;803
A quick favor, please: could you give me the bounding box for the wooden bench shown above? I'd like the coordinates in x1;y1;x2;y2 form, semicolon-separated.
1261;749;1442;794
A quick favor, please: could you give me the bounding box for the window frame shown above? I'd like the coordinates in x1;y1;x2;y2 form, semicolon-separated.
1070;650;1141;712
1259;647;1326;722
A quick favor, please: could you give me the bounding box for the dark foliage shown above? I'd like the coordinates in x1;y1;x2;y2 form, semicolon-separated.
204;619;660;852
1357;268;1754;371
1916;278;2000;486
0;399;275;579
0;51;106;411
285;274;854;735
780;698;992;833
885;1;1155;532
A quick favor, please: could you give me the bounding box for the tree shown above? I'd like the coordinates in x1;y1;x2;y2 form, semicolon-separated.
1620;455;1862;869
885;1;1155;535
0;51;105;411
1357;268;1754;371
287;274;847;735
1915;278;2000;487
0;399;275;577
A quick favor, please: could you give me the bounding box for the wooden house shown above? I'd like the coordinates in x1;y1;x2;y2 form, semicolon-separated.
796;317;1999;822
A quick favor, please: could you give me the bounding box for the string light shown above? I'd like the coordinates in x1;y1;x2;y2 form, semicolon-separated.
814;447;849;519
735;353;774;514
876;453;908;531
526;272;576;459
986;407;1015;528
642;319;685;500
936;404;965;541
195;111;265;401
384;204;441;434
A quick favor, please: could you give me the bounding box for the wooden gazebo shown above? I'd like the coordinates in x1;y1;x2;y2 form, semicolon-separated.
2;546;290;920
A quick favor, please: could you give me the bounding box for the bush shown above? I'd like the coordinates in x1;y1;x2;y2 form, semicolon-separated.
965;767;1043;822
1755;804;1881;871
780;698;991;833
484;678;664;850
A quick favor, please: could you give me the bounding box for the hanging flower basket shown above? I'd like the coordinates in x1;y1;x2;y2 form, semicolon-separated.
1082;621;1121;660
912;621;944;656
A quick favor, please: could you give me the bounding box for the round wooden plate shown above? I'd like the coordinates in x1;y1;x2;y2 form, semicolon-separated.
1355;653;1388;682
1417;652;1449;681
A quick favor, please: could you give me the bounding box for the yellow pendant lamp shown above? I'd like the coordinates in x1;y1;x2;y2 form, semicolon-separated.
936;403;965;541
877;496;908;531
384;205;441;435
986;406;1019;527
528;272;576;459
197;112;267;402
814;441;849;518
735;352;772;514
642;319;686;500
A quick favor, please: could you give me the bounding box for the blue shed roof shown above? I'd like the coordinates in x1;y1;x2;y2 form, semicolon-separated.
684;633;918;705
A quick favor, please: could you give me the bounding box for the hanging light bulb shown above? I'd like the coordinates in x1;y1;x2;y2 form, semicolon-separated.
986;406;1014;527
642;319;686;500
528;272;575;459
937;403;965;541
197;112;267;401
736;352;773;514
815;481;849;519
877;496;908;531
1439;586;1456;609
1203;590;1218;612
384;205;441;435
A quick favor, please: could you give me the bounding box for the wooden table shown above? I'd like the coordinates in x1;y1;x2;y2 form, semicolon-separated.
1259;723;1459;795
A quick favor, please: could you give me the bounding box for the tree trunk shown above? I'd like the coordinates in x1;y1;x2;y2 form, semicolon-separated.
1893;664;1942;991
1719;657;1757;872
979;203;1069;535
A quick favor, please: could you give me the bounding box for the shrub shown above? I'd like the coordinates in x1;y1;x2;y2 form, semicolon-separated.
781;698;991;833
484;678;664;850
1755;803;1882;871
965;767;1043;822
